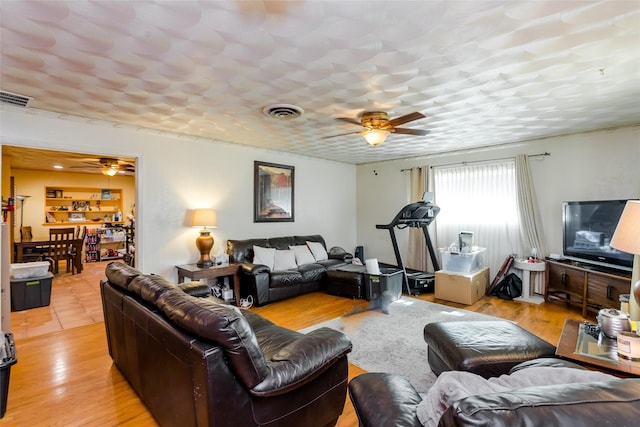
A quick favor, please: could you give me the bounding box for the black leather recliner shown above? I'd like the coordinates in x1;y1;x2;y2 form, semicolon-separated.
101;262;352;427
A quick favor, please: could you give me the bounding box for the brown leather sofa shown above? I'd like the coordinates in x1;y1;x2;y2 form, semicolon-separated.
226;234;352;306
348;358;640;427
100;262;352;427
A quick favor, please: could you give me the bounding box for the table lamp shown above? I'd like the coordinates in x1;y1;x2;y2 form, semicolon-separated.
191;208;217;268
610;200;640;321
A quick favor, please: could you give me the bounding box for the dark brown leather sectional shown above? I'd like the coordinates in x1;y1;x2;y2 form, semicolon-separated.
226;234;352;306
100;262;352;427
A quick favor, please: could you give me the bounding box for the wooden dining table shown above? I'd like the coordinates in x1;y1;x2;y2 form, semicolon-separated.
14;236;84;274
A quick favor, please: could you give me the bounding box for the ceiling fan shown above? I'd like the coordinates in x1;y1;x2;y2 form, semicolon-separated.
324;111;429;146
70;157;135;176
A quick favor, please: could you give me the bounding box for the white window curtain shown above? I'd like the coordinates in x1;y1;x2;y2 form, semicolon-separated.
515;154;547;293
433;160;522;279
515;154;547;257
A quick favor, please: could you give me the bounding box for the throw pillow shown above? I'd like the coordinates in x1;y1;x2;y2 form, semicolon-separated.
307;241;328;261
274;249;298;271
253;245;275;270
289;245;316;266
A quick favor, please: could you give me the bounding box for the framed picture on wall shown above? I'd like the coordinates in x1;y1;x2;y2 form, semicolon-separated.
69;212;86;222
254;161;294;222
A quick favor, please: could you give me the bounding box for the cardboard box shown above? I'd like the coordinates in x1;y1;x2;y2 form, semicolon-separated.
435;268;489;305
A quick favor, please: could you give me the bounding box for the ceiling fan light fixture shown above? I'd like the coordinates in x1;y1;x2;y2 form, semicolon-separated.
102;166;118;176
362;129;390;146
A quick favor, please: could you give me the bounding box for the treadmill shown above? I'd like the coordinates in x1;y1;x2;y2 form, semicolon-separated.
376;199;440;295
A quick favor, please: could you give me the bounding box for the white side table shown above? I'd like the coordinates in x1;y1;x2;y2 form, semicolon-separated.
513;259;546;304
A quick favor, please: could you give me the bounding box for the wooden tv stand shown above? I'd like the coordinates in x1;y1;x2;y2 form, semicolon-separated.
545;259;631;318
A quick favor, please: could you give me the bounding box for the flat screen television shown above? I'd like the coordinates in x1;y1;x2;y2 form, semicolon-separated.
562;199;633;271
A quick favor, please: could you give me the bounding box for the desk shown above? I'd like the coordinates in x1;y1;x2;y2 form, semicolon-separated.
14;237;84;274
556;319;640;377
176;263;241;306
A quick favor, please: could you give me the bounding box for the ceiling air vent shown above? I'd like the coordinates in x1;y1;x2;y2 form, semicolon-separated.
262;103;304;120
0;91;33;107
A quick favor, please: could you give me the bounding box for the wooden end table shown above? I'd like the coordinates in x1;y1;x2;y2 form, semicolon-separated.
556;318;640;377
176;263;241;306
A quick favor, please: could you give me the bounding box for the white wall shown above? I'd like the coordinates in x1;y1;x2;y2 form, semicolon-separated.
356;125;640;276
3;105;637;283
1;107;357;280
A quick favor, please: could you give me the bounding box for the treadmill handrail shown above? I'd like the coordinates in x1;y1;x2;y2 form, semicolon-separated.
376;201;439;229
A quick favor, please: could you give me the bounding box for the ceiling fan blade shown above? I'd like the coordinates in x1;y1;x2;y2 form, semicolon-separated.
388;112;425;127
322;131;362;139
336;117;362;126
392;127;430;136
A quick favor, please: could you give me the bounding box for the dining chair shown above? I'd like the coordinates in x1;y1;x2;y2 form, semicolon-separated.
18;226;44;262
20;226;33;241
48;227;75;274
67;226;86;275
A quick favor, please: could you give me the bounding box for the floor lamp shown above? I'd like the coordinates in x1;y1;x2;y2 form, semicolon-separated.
16;195;31;238
610;200;640;321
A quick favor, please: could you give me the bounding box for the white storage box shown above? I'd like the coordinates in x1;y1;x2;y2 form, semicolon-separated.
440;247;486;273
10;261;50;279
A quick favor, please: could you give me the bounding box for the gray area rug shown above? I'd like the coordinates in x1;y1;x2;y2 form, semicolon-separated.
300;297;498;393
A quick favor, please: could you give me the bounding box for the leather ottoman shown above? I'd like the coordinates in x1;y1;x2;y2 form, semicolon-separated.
326;268;364;299
423;320;557;378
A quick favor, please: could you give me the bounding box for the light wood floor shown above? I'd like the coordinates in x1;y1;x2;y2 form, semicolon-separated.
3;261;587;426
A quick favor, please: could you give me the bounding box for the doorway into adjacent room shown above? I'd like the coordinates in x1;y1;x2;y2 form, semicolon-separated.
1;145;138;336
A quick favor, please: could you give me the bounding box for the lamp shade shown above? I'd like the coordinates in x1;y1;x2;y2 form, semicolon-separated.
191;208;218;228
611;200;640;255
362;129;390;146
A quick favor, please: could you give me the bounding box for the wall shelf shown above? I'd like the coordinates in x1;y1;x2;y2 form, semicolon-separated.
44;186;123;226
84;226;131;262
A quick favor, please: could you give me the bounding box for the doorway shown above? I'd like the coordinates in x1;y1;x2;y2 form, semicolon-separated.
1;145;137;333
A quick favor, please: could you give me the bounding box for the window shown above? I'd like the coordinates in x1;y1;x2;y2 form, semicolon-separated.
434;160;521;276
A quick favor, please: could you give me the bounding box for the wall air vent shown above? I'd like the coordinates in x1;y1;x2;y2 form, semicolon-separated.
262;103;304;120
0;91;33;107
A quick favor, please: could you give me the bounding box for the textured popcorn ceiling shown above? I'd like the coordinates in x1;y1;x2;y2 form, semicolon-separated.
1;0;639;165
